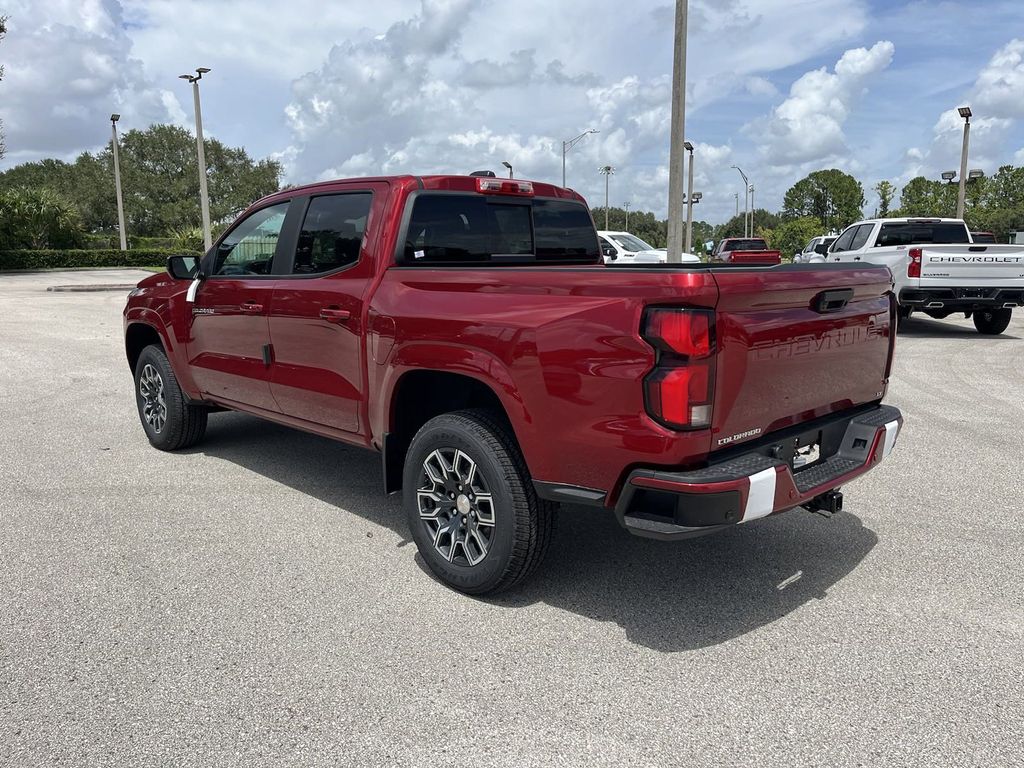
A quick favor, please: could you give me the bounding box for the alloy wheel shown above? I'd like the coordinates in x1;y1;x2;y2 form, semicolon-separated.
417;448;495;566
139;363;167;433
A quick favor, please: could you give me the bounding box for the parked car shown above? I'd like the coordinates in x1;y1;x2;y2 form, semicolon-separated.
827;217;1024;334
597;230;701;264
124;173;903;594
710;237;782;264
794;236;837;264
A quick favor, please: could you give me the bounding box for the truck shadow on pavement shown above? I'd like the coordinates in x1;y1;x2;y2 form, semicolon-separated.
898;316;1020;340
193;413;878;653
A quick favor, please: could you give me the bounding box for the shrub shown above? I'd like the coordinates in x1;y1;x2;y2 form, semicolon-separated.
0;187;86;249
0;249;199;271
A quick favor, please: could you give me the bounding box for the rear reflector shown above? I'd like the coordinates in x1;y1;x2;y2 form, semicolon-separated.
476;178;534;196
642;308;716;430
908;247;922;278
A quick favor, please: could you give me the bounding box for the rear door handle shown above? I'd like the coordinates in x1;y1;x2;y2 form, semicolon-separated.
320;307;351;323
240;302;264;314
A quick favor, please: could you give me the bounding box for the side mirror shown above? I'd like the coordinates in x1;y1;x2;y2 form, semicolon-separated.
167;254;201;280
602;245;617;260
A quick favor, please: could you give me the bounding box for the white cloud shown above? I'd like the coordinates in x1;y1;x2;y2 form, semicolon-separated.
0;0;184;164
750;41;895;168
973;38;1024;119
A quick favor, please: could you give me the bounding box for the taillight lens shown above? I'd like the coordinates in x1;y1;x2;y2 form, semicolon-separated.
642;308;715;430
908;247;922;278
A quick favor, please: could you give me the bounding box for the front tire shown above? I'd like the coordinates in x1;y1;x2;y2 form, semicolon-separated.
134;344;208;450
973;307;1011;335
403;410;554;595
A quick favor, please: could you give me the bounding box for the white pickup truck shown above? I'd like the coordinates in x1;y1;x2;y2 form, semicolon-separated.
827;217;1024;334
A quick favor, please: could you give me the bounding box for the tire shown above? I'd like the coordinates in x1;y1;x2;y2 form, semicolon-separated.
134;344;208;450
973;307;1012;335
402;409;555;595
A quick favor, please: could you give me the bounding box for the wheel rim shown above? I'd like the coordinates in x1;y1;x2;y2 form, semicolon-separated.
139;363;167;433
417;448;495;567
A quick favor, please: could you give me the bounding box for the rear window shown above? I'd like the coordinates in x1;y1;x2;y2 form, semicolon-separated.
722;239;767;251
876;222;970;247
402;194;599;265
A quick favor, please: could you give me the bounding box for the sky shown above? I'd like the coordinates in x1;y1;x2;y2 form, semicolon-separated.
1;0;1023;225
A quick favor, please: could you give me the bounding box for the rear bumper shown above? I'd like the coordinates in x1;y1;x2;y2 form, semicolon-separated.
614;404;903;540
900;286;1024;311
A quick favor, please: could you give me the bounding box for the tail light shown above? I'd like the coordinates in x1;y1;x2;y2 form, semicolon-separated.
642;308;715;430
908;247;922;278
476;178;534;196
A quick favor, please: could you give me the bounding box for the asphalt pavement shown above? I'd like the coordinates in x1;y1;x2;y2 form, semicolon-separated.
1;270;1021;767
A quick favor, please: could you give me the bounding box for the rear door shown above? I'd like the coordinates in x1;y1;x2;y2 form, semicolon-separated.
709;265;894;450
188;200;291;411
267;184;388;434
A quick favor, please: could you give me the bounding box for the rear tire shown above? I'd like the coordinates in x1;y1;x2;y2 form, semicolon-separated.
134;344;208;450
973;307;1011;335
403;409;554;595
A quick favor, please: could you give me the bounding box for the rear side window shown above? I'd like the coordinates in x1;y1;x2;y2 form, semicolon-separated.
402;194;598;265
831;226;857;253
876;222;971;247
850;223;874;250
293;193;372;274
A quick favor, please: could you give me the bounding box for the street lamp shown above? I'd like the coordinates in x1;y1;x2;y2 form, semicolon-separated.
180;67;213;251
968;169;985;181
941;170;957;182
502;161;513;179
666;0;689;264
749;185;755;235
683;141;695;253
623;201;631;231
110;114;127;252
561;129;599;188
599;165;615;230
955;105;972;219
732;165;749;236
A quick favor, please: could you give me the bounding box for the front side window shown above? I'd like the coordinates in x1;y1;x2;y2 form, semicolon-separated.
293;193;373;274
403;194;598;265
212;202;289;276
611;233;655;252
850;223;874;250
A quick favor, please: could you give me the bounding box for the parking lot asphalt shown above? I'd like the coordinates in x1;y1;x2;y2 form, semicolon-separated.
1;270;1022;767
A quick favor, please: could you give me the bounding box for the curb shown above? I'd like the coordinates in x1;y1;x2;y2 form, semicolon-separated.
47;284;137;293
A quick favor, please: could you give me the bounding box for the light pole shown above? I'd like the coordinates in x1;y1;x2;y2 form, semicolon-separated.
749;185;755;236
684;141;695;253
623;202;631;231
666;0;689;263
956;106;972;220
180;67;213;251
732;165;749;236
502;161;513;179
734;192;739;217
599;165;615;230
110;114;127;252
561;129;599;188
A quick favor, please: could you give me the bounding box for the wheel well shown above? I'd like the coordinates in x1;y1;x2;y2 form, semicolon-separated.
384;370;510;494
125;323;163;373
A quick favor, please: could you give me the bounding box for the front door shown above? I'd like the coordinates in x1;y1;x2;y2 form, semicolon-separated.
268;187;384;434
188;201;291;412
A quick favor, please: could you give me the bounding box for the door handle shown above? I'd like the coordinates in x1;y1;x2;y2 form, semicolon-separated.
320;307;351;323
853;256;861;261
240;302;264;314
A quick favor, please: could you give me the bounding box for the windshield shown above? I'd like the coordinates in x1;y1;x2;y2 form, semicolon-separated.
723;238;767;251
611;233;655;252
875;221;970;247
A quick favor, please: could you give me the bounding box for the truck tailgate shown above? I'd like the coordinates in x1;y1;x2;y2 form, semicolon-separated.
919;244;1024;288
710;265;893;450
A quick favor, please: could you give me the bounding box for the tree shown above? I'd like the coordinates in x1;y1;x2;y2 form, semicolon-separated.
874;180;895;217
713;209;780;241
0;187;85;249
893;176;956;218
1;15;7;161
770;216;825;260
782;169;865;232
0;124;282;237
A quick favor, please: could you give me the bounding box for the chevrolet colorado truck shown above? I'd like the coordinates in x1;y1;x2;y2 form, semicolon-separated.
827;217;1024;334
124;174;903;594
710;237;782;265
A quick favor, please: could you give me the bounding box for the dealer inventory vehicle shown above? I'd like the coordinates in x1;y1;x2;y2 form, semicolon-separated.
827;217;1024;334
124;174;903;594
597;230;701;264
710;237;782;264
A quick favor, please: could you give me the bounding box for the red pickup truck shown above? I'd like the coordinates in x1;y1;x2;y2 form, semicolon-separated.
124;174;902;594
711;237;783;264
